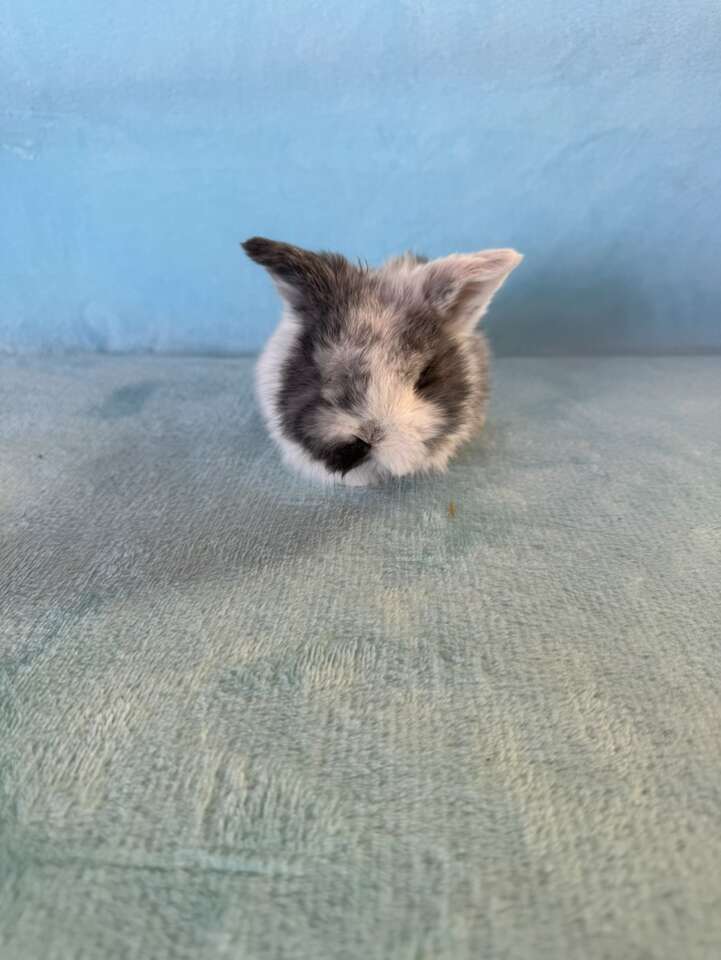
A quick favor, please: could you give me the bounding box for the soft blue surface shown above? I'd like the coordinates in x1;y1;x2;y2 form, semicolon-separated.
2;355;721;958
2;1;720;355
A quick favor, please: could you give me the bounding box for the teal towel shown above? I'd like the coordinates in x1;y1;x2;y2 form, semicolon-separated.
2;356;720;959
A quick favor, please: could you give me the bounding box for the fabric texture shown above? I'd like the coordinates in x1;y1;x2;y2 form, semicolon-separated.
1;355;720;959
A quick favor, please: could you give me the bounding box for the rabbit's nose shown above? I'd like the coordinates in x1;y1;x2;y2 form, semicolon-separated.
325;438;372;476
361;422;383;445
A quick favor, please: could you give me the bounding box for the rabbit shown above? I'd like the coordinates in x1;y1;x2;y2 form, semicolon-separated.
243;237;522;486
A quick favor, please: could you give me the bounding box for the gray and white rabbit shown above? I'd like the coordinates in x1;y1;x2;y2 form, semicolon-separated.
243;237;522;486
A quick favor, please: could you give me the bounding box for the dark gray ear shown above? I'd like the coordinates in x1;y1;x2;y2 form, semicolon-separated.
242;237;349;308
421;249;523;331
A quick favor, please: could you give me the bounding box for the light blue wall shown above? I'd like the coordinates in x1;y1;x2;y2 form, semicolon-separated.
2;1;720;355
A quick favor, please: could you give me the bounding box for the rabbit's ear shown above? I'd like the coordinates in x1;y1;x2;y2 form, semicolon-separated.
242;237;351;312
420;249;523;332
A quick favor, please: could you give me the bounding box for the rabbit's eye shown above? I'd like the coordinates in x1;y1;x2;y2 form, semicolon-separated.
415;362;436;393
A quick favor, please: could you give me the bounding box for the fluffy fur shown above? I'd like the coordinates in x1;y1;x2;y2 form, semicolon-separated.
244;238;522;485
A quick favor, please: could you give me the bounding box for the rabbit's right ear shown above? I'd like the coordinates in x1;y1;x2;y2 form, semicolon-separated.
242;237;350;311
419;249;523;332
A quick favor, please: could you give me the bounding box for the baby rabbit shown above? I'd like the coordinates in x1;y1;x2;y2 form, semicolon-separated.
243;237;522;486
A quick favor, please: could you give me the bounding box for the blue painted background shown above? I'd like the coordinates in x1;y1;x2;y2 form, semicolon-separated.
2;1;720;355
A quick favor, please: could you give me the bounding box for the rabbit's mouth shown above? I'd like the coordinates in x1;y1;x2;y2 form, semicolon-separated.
323;437;372;477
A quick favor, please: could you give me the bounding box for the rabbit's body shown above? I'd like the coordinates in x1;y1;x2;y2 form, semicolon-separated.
244;238;521;485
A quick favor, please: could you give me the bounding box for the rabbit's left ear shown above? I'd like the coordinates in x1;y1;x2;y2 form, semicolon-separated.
420;249;523;332
241;236;350;313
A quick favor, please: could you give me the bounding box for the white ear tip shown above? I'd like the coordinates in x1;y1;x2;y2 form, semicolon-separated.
495;248;524;270
468;248;523;278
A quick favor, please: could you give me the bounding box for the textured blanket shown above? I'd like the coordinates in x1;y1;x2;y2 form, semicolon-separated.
1;356;720;959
